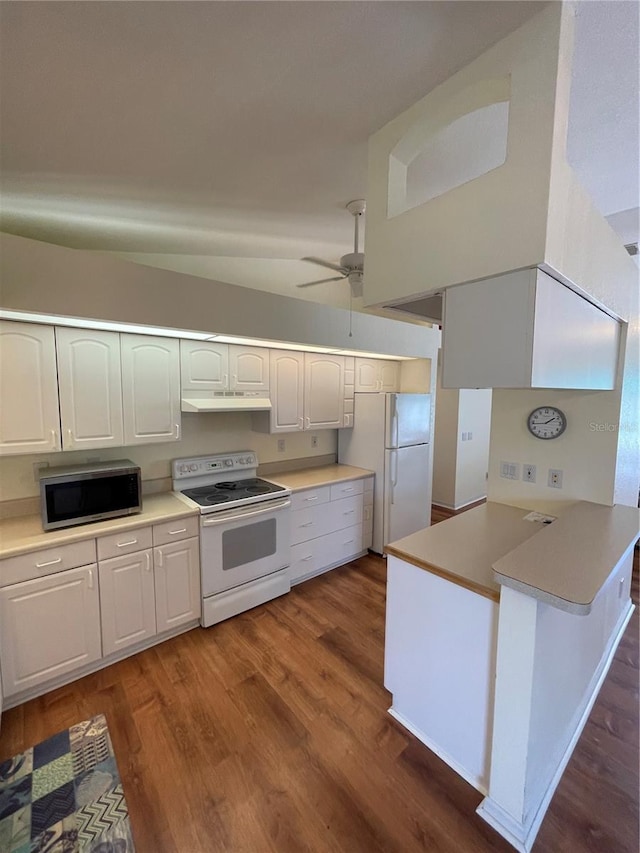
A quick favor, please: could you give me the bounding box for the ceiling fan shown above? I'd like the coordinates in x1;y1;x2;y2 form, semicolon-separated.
297;199;365;297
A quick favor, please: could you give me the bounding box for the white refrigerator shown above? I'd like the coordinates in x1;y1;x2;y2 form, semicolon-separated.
338;393;432;554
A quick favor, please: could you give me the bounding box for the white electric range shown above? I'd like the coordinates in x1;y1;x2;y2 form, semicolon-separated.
172;452;291;627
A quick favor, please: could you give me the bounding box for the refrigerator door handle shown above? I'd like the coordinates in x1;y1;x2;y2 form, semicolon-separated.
391;396;399;449
390;449;399;504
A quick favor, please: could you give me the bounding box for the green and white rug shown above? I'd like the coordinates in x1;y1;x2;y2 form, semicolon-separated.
0;713;135;853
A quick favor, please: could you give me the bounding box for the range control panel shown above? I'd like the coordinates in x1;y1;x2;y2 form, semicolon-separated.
172;452;258;479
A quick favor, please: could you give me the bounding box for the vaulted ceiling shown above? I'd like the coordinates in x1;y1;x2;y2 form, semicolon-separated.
1;1;637;313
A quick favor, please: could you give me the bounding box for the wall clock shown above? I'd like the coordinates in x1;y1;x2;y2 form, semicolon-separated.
527;406;567;440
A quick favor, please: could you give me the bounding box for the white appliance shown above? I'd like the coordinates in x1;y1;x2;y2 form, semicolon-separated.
172;452;291;627
338;393;432;554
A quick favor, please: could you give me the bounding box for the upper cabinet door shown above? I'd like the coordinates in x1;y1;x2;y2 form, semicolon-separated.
0;321;61;455
304;354;345;430
270;350;304;433
56;328;124;450
354;357;399;392
180;340;229;392
121;335;181;444
230;346;270;392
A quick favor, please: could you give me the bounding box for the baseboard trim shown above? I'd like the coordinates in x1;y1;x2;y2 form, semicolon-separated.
477;600;635;852
388;706;487;795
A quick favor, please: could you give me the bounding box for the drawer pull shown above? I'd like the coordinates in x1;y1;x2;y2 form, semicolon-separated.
343;539;355;545
342;487;355;492
87;568;94;590
117;539;138;548
302;555;313;561
168;528;187;536
305;496;319;502
36;557;62;568
299;521;314;528
343;510;355;515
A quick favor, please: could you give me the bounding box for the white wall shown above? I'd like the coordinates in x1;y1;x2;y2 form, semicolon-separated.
487;388;620;514
0;413;336;502
0;233;439;359
433;359;492;510
455;389;492;507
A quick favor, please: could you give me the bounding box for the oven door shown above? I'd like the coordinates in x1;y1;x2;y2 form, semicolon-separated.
200;497;291;595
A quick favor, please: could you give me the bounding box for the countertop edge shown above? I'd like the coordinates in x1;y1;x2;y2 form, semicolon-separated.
385;544;500;603
268;464;375;492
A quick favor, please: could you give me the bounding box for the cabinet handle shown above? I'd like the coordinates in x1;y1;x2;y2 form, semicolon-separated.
305;496;319;502
155;549;162;568
36;556;62;568
175;423;181;440
224;373;229;386
66;428;73;447
343;539;355;545
50;428;58;448
300;521;314;528
302;555;313;561
342;487;355;493
145;552;152;572
117;539;138;548
168;528;187;536
87;568;94;589
298;417;304;430
343;509;355;515
305;417;310;429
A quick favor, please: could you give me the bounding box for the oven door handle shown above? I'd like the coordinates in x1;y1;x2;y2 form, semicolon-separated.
201;498;291;526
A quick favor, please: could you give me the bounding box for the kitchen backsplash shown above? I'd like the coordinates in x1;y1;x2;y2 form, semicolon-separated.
0;411;337;504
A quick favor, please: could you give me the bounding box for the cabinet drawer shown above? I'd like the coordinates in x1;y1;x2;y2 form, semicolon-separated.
290;539;321;583
0;539;97;587
330;495;363;532
330;479;364;501
153;515;199;547
327;523;364;566
290;506;331;546
97;526;152;560
291;486;331;512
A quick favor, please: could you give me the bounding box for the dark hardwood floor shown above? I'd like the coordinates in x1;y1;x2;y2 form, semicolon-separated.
1;542;638;851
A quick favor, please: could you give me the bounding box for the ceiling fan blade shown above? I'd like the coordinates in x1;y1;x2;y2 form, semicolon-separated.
297;276;345;288
302;256;346;274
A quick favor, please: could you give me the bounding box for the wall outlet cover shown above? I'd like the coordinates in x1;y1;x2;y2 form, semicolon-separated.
311;435;319;448
500;461;520;480
277;439;286;452
548;468;563;488
523;464;537;483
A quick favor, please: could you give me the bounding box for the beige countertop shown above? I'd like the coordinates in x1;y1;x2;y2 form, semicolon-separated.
385;502;544;602
493;501;640;614
0;493;198;559
268;464;374;492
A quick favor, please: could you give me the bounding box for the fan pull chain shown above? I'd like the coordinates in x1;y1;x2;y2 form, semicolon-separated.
349;288;353;337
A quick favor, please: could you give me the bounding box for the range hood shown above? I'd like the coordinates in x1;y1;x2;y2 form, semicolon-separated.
181;392;272;413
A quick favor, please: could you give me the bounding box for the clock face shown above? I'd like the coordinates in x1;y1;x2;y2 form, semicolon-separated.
527;406;567;440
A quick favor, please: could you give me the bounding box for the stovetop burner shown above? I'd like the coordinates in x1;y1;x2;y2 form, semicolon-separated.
181;477;287;508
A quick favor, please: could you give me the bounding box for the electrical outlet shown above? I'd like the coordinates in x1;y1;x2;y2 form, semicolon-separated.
311;435;319;448
523;464;537;483
461;432;467;441
467;431;473;441
548;468;563;489
500;461;520;480
33;461;49;482
277;438;286;452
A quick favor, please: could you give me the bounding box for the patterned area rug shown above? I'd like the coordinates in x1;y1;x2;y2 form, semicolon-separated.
0;714;135;853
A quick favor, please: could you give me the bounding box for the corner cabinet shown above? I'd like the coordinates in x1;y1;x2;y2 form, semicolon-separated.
121;334;181;444
354;358;400;392
0;321;61;455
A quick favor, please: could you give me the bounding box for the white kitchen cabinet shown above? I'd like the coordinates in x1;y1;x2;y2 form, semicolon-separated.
154;537;200;632
181;341;269;394
304;353;345;430
268;350;305;433
442;268;621;390
0;321;61;455
98;549;157;656
229;345;270;392
55;327;124;450
121;334;181;444
289;475;372;584
354;358;400;392
181;340;229;393
0;565;101;697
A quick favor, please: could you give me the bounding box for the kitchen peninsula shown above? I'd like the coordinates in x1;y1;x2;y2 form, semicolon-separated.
384;501;640;853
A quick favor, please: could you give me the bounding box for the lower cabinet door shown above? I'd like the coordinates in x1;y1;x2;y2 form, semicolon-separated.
154;537;201;633
99;550;156;656
0;565;101;697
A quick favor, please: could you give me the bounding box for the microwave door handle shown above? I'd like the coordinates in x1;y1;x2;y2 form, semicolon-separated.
201;498;291;526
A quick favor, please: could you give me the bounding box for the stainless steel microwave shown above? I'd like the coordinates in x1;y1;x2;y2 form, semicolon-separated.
40;460;142;531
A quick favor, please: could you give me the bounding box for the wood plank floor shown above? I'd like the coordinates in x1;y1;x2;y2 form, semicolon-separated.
1;547;638;852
